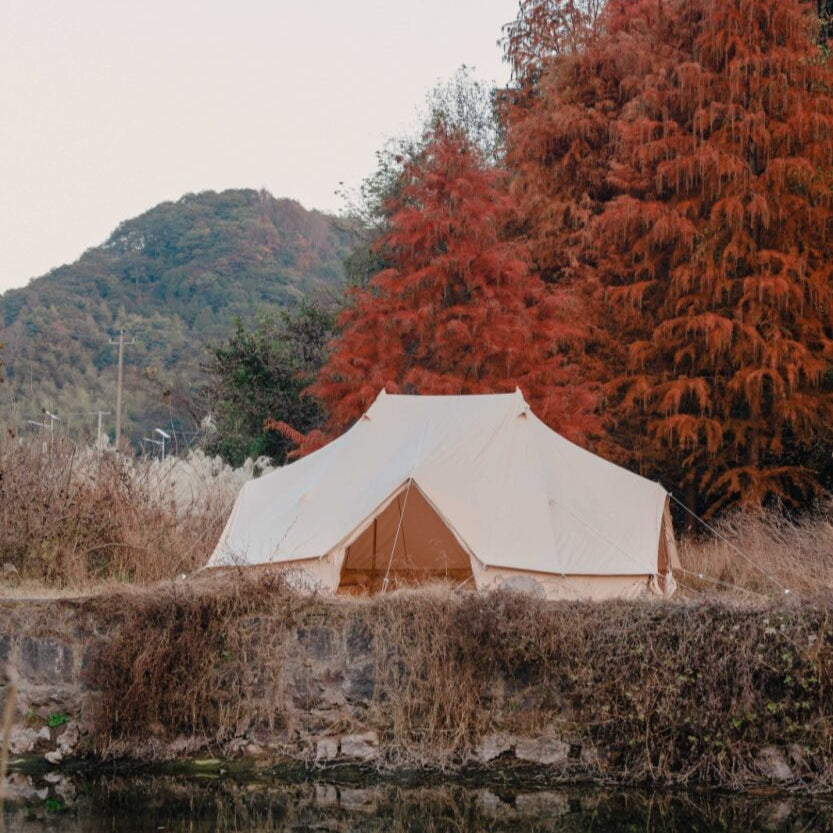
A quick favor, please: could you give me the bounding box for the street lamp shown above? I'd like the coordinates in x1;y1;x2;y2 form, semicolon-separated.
154;428;171;461
42;410;61;440
143;437;164;459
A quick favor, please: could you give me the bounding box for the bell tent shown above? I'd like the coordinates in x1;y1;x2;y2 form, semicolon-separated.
207;390;679;599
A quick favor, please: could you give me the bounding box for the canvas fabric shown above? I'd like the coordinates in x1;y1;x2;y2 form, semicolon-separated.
208;390;677;598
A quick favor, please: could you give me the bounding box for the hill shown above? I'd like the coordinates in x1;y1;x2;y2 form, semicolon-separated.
0;189;354;447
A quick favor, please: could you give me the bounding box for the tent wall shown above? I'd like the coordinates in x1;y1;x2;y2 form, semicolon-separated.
655;499;680;596
469;561;657;600
274;555;346;593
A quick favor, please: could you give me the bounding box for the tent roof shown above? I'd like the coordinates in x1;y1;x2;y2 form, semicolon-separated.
208;390;669;576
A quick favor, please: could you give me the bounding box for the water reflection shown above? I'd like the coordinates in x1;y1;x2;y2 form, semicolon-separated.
3;772;833;832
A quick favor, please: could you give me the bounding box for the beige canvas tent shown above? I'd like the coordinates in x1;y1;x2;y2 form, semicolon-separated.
207;390;679;599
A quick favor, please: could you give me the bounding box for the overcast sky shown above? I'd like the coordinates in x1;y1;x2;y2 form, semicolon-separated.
0;0;517;292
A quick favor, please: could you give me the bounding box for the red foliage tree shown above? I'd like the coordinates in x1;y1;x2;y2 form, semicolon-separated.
305;124;598;450
503;0;605;81
506;0;833;512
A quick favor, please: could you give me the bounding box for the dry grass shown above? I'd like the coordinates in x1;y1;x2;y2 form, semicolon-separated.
679;504;833;598
369;590;833;787
0;435;233;589
85;570;312;754
84;574;833;788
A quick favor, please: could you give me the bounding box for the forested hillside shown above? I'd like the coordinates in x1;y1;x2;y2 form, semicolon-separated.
0;189;353;445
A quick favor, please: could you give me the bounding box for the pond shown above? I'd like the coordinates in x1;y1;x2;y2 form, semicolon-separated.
2;773;833;832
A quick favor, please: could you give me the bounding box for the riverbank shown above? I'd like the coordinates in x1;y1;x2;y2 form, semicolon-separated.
3;574;833;793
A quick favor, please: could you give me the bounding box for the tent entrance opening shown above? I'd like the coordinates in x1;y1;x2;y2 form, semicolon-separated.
338;483;473;594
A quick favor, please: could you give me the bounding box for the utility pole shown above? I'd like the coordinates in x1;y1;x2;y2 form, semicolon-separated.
27;411;61;447
109;328;135;450
43;410;61;444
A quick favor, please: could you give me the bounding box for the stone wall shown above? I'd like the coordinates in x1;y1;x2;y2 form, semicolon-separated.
0;595;592;774
1;599;98;764
0;594;810;790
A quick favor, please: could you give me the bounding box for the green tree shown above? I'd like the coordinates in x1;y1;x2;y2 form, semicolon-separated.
204;301;334;466
821;0;833;40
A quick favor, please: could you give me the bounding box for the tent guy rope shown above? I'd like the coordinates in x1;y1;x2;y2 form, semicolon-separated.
669;493;791;595
382;420;432;592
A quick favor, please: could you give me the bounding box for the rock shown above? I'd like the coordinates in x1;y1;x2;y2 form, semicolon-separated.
288;671;324;710
315;737;339;762
37;726;51;741
296;626;338;661
44;749;63;765
345;619;373;658
761;801;793;830
340;731;379;761
474;733;514;764
514;737;570;766
19;637;74;685
225;737;247;756
244;743;267;759
170;735;196;755
343;660;375;703
54;775;78;802
314;783;339;806
758;746;793;783
580;744;600;767
9;727;40;755
4;773;41;802
339;787;378;812
476;790;507;815
57;722;80;757
515;791;570;816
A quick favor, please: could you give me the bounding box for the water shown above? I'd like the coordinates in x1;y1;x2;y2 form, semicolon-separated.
3;772;833;832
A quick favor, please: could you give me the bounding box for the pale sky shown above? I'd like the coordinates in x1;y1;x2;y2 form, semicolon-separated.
0;0;517;292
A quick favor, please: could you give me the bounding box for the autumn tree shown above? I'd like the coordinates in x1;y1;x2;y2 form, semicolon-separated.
503;0;605;82
506;0;833;513
306;123;597;449
821;0;833;41
340;67;503;289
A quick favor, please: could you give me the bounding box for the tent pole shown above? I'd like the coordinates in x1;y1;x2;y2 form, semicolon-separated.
398;494;409;567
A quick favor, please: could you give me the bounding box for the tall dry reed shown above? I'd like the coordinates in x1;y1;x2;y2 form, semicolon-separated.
0;435;234;588
678;504;833;598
